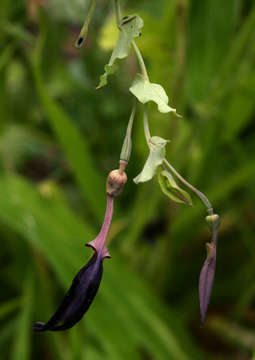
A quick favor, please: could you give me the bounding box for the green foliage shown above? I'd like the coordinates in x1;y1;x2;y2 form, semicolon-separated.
158;170;192;206
134;136;168;184
0;0;254;359
97;15;144;88
130;75;177;114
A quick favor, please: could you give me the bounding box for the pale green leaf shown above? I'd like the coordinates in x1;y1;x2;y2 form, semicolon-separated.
97;15;144;89
134;136;168;184
158;170;193;206
129;74;177;114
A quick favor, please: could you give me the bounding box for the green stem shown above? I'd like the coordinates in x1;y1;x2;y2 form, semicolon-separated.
143;104;151;144
163;159;213;214
131;41;149;81
114;0;122;28
120;102;136;162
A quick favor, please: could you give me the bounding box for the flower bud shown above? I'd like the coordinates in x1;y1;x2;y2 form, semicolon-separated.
106;169;127;197
199;242;217;325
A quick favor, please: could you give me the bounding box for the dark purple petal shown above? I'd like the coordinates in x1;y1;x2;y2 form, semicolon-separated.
33;253;103;331
199;243;216;325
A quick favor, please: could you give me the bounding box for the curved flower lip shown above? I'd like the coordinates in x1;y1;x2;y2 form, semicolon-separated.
33;195;114;332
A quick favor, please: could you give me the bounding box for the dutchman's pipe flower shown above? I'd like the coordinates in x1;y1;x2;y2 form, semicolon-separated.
33;195;114;332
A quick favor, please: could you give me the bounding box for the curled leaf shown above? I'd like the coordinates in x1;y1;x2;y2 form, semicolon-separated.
97;15;144;88
129;74;177;114
158;170;192;206
134;136;168;184
199;242;216;325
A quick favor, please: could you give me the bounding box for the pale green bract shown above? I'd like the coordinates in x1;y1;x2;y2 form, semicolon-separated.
129;74;177;114
134;136;169;184
97;15;144;89
158;170;193;206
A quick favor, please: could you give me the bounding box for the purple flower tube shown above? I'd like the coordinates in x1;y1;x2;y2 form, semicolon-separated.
33;195;114;332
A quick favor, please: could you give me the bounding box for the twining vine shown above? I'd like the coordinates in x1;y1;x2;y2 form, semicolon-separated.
33;0;220;332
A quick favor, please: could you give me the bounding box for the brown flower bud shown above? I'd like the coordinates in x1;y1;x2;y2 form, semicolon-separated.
106;169;127;197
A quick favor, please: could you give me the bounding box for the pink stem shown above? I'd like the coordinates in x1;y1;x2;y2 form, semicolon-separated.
86;195;114;258
97;195;114;247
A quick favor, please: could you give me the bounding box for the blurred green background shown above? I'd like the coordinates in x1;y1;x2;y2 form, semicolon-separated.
0;0;255;359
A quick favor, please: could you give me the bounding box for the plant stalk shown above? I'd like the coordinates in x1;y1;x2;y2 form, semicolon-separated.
143;104;151;144
114;0;122;27
131;41;149;81
120;102;136;162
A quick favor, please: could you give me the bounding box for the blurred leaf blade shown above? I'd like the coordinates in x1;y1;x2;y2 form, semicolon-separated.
11;272;34;360
32;60;105;220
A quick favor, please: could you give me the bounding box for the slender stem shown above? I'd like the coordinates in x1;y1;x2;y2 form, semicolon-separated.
114;0;122;28
131;41;149;81
143;104;151;144
120;102;136;162
119;159;128;174
212;225;218;246
126;102;136;137
87;195;114;256
98;195;114;244
163;159;213;214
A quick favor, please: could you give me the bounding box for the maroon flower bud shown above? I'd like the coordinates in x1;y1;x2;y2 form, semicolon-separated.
199;242;216;325
199;214;220;324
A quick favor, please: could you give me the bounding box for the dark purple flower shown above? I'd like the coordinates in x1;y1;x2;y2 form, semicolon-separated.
33;195;114;332
199;242;216;325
